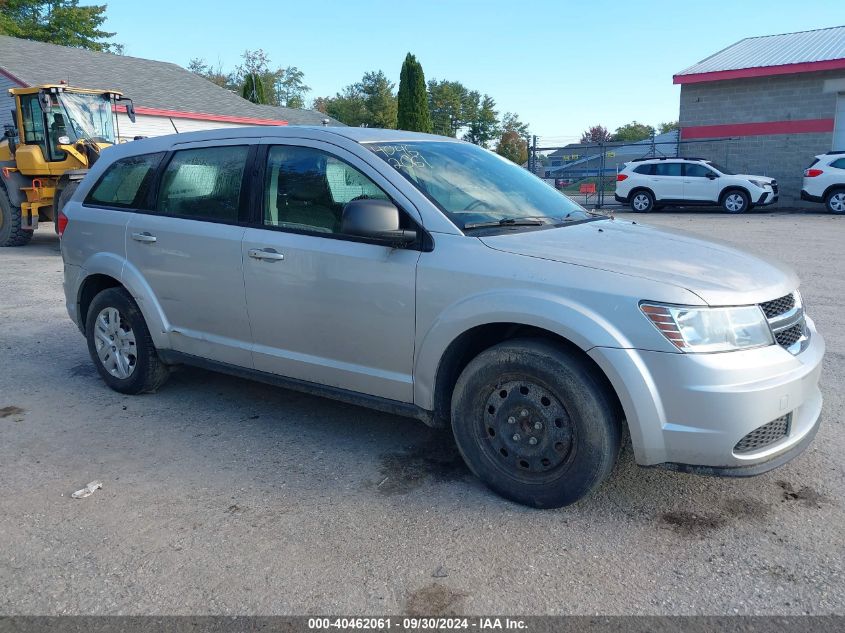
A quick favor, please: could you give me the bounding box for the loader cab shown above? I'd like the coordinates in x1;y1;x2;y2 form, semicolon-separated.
12;85;134;175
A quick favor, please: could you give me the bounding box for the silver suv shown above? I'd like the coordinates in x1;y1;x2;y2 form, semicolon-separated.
61;127;825;508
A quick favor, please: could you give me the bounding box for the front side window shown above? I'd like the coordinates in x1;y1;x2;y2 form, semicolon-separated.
366;141;593;231
157;146;249;222
85;152;164;209
264;145;389;234
653;162;682;176
59;92;116;144
684;164;715;178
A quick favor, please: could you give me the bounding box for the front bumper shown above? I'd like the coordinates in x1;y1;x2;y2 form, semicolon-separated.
755;189;778;206
588;316;824;473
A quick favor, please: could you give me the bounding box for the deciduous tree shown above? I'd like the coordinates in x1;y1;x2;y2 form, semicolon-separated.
612;121;655;142
580;125;611;144
0;0;120;52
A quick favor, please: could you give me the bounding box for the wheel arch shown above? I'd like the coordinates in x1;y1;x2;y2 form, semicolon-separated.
629;186;655;201
718;185;752;204
822;183;845;201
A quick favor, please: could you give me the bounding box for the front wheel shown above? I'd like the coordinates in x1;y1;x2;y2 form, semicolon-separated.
0;187;33;247
630;191;654;212
722;190;749;214
85;287;170;394
450;339;621;508
825;188;845;214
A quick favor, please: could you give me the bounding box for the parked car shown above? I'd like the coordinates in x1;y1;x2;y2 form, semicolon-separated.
801;151;845;214
615;157;778;213
60;127;824;508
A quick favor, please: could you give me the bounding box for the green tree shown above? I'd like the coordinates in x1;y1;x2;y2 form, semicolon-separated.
359;70;397;128
397;53;431;133
463;94;499;146
427;79;470;137
612;121;656;142
270;66;310;109
241;72;267;104
0;0;120;52
658;120;680;134
235;49;272;104
187;58;234;90
496;113;529;164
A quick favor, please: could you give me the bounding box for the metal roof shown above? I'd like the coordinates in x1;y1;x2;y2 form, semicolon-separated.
0;35;341;126
676;25;845;77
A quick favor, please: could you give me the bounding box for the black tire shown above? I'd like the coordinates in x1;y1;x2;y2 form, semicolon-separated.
629;190;654;212
450;338;621;508
55;180;80;233
825;188;845;214
85;287;170;394
0;186;33;247
721;189;750;214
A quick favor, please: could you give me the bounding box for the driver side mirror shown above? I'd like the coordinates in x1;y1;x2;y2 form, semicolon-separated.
125;101;136;123
706;172;718;180
341;199;416;246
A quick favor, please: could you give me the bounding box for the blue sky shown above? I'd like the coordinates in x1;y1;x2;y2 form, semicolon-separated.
104;0;844;142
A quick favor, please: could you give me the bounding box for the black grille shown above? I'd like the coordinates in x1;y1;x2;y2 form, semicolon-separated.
760;294;795;318
734;415;790;454
776;323;803;347
771;181;779;194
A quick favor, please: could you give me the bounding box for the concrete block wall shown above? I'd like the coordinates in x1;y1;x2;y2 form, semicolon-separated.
679;70;842;206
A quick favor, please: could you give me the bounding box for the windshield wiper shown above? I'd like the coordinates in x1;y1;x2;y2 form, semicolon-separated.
463;218;544;230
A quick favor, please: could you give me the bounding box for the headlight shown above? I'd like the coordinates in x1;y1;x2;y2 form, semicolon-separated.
748;179;769;189
640;303;773;352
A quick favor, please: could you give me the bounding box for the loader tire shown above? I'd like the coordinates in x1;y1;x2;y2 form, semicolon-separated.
0;186;33;247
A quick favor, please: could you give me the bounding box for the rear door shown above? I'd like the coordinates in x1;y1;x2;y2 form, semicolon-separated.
241;139;421;402
650;161;684;200
682;163;719;201
125;139;256;367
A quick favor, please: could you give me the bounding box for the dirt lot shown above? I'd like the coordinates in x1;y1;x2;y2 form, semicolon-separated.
0;210;843;616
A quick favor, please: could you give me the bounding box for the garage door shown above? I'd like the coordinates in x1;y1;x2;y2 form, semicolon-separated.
835;93;845;151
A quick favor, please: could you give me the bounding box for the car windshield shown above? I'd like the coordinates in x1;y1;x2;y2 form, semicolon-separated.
706;161;735;175
60;92;116;143
365;141;596;230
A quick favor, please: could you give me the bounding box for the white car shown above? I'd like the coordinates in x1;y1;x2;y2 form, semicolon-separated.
615;157;778;214
801;152;845;214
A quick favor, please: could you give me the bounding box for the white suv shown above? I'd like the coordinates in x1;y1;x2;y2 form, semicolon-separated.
801;152;845;214
615;157;778;213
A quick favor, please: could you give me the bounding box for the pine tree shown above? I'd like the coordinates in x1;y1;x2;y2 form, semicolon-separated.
241;73;267;104
397;53;432;133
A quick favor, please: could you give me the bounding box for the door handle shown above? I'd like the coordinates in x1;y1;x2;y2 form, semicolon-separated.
248;248;285;262
131;232;157;243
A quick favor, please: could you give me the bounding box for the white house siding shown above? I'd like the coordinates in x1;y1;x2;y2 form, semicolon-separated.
114;112;278;141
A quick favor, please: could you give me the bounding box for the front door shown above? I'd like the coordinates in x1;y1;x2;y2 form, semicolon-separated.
242;141;421;402
125;140;255;367
682;163;720;202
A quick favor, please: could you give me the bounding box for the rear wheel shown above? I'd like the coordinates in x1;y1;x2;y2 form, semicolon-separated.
450;339;621;508
825;188;845;214
85;287;170;394
630;190;654;212
721;189;749;214
0;187;33;247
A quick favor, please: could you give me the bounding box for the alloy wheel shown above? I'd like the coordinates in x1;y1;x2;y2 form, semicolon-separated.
725;193;746;212
830;192;845;213
632;194;651;211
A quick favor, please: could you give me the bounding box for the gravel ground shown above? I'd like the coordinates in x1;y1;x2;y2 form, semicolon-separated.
0;210;842;616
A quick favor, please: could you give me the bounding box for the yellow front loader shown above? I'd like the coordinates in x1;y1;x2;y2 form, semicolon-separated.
0;84;136;246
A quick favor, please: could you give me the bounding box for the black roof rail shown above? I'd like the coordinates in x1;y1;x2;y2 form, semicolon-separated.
825;150;845;155
630;156;707;162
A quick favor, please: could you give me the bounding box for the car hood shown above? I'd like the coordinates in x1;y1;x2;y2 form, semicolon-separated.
734;174;775;184
479;219;797;305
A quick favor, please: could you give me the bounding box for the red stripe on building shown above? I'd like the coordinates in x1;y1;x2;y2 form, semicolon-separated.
673;58;845;84
681;118;835;139
130;106;287;126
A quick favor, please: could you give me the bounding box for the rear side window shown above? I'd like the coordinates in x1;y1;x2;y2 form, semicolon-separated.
831;158;845;170
85;152;163;209
157;146;249;222
653;162;682;176
633;164;654;175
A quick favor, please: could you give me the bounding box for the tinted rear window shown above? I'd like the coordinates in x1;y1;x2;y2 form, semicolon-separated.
633;164;653;175
653;163;682;176
85;153;163;209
